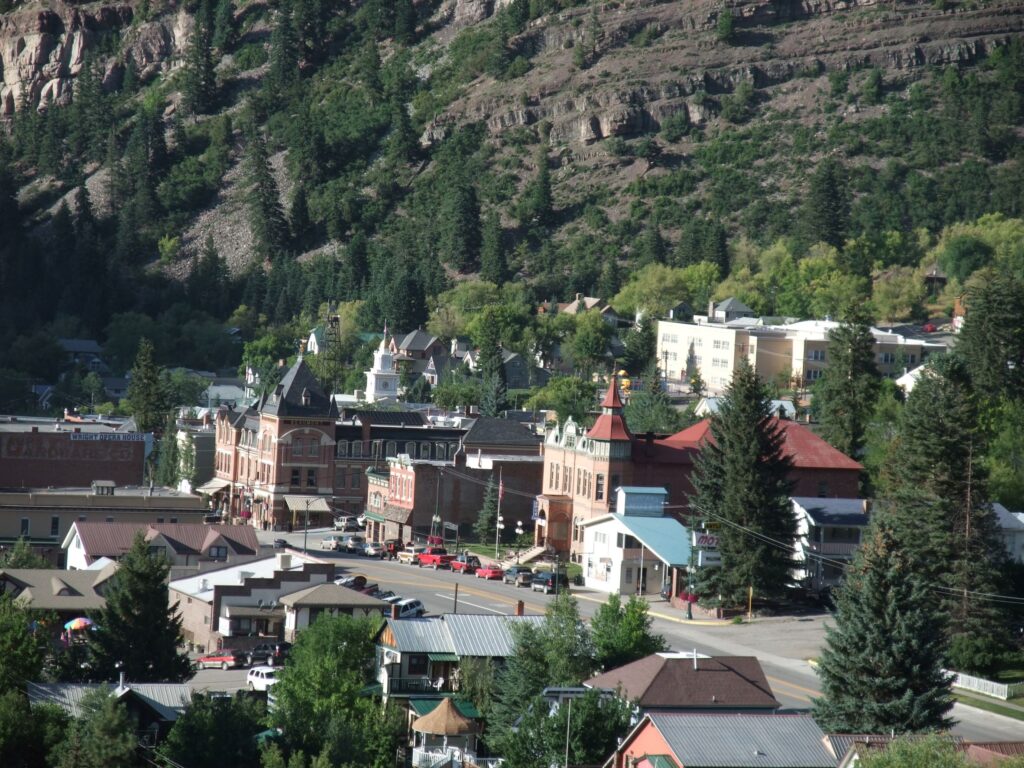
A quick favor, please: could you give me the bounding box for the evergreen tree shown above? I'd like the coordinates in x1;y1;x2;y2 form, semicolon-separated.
339;232;369;300
386;102;417;164
52;689;138;768
474;475;498;543
801;157;848;249
0;594;48;691
689;361;797;606
160;693;265;768
187;234;230;316
439;176;481;272
126;338;168;435
212;0;237;52
812;522;954;733
596;256;622;300
633;220;666;267
479;211;508;284
517;145;552;225
880;354;1008;674
88;533;192;682
155;413;180;487
957;270;1024;402
289;184;314;250
480;372;508;418
0;537;48;568
814;309;880;457
393;0;416;43
590;593;668;671
245;129;289;261
182;0;217;114
267;2;300;99
624;369;684;434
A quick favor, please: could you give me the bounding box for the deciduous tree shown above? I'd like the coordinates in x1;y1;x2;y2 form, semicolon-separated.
590;593;668;671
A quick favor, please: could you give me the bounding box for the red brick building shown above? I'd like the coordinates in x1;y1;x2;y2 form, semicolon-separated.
537;379;862;561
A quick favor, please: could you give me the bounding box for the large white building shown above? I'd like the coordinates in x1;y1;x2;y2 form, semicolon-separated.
657;312;947;394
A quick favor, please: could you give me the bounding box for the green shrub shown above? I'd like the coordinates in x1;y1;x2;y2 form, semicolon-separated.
660;111;690;142
234;42;269;70
828;70;849;97
716;8;734;43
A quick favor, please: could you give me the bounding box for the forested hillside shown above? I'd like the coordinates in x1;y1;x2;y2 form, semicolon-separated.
1;0;1023;392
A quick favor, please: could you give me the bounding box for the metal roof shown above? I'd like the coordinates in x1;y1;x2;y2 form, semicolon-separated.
385;617;455;653
27;682;192;721
648;713;836;767
582;515;691;567
445;614;544;658
792;498;869;528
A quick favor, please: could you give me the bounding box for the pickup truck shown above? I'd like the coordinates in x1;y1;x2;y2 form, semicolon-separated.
449;553;481;574
417;547;455;569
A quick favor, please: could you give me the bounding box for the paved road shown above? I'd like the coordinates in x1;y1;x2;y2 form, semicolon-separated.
254;529;1024;742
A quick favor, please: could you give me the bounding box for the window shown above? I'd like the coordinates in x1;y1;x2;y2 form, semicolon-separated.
805;369;823;381
293;438;303;457
170;518;178;524
291;469;300;487
611;475;621;494
420;442;430;459
308;439;318;457
78;515;87;522
337;442;348;458
105;517;114;523
807;349;826;361
235;618;252;633
595;474;605;501
817;481;829;498
617;533;639;549
50;516;59;537
209;546;228;559
156;517;164;524
148;546;166;558
625;568;633;583
351;471;361;490
563;466;570;490
306;469;317;488
435;442;445;459
351;441;363;459
879;352;897;364
386;441;397;457
594;532;607;544
336;471;346;489
19;518;29;536
407;653;428;676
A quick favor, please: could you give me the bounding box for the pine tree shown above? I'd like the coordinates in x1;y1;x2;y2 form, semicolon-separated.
88;533;192;682
245;129;289;261
155;414;180;487
439;176;481;272
812;522;954;733
267;1;300;99
480;372;507;418
479;210;508;284
126;338;168;435
814;309;880;457
957;269;1024;402
633;220;666;267
517;145;552;225
290;184;314;250
393;0;416;44
596;256;622;300
183;0;217;114
474;475;499;544
879;354;1008;675
212;0;237;52
689;360;797;606
801;157;848;249
386;102;417;164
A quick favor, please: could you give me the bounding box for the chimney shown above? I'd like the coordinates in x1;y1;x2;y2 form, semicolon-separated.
693;649;698;670
708;299;715;319
575;293;583;302
391;603;400;620
276;553;292;571
119;671;126;689
514;600;525;617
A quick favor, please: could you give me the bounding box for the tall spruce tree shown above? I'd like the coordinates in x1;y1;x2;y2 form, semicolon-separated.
439;176;481;272
801;157;848;249
479;211;508;284
689;360;797;606
812;521;954;733
879;354;1008;674
245;129;289;261
126;338;168;435
211;0;237;52
474;474;498;544
182;0;217;114
267;1;300;99
957;269;1024;403
88;533;192;682
155;414;180;487
814;309;880;457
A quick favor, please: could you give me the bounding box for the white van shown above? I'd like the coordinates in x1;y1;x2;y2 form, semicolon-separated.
394;598;425;619
246;666;278;692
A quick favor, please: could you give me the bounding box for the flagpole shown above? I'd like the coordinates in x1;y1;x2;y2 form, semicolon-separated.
494;468;504;559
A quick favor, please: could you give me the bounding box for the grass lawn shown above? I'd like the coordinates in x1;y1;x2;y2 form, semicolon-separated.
954;692;1024;722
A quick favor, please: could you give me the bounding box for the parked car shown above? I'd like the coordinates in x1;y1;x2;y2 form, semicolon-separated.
363;541;386;558
383;539;404;560
394;598;425;618
450;554;481;574
334;516;361;531
370;589;396;601
272;538;287;549
320;535;343;551
417;547;454;569
343;535;366;553
336;574;368;590
531;571;564;594
246;666;278;692
503;565;534;587
475;564;504;580
382;594;404;604
194;649;245;670
922;322;937;333
246;642;292;668
397;546;426;565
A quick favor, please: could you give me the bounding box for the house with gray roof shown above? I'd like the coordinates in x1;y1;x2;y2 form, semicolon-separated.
279;583;387;641
375;611;543;703
608;712;838;768
792;497;870;594
0;562;118;621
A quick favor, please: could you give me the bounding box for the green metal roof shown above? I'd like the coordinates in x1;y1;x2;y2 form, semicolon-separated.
364;510;387;523
427;652;459;662
408;698;481;719
644;755;679;768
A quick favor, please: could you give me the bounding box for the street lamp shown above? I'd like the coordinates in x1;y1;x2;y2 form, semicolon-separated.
302;497;313;553
431;513;442;541
515;521;524;562
495;515;505;559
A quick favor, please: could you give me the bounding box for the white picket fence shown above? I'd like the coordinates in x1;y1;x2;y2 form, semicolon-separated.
946;669;1024;700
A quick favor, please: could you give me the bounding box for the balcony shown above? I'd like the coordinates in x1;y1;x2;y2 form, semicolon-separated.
807;541;860;556
386;676;456;695
412;747;501;768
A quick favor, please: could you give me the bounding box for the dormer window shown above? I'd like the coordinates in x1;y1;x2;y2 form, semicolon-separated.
209;546;228;559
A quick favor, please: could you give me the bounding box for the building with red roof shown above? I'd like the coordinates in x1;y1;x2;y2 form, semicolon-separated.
535;380;862;565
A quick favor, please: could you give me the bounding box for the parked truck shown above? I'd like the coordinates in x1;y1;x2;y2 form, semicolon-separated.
417;547;455;569
449;553;481;574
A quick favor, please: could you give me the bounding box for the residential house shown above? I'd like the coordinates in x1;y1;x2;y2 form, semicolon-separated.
28;679;191;745
63;521;260;576
168;552;334;653
584;652;781;715
58;339;109;374
279;583;387;641
464;348;550;390
579;487;690;597
607;712;839;768
656;316;947;395
0;562;118;623
694;397;796;420
792;498;870;594
995;504;1024;564
375;610;543;704
536;378;862;562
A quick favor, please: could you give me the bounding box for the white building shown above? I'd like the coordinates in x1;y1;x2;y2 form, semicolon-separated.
365;334;400;402
278;583;387;641
580;487;690;597
792;497;870;593
995;503;1024;564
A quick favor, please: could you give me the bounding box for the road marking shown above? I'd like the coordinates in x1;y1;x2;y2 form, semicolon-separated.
434;594;506;615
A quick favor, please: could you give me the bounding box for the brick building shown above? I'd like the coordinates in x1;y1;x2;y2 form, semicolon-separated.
0;418;149;488
536;378;862;561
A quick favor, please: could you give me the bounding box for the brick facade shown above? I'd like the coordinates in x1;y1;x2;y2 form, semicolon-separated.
0;426;147;488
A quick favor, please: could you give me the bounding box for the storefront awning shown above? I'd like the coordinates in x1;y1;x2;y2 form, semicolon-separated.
196;478;231;494
364;511;387;523
284;496;332;513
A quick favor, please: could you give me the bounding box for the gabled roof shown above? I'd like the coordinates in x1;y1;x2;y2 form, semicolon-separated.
58;338;104;355
279;583;387;608
64;521;260;563
715;297;753;313
259;358;337;419
0;563;118;611
792;498;869;527
380;614;544;657
462;417;541;448
27;682;192;721
585;654;780;710
582;514;691;567
398;330;439;352
644;712;835;767
660;418;862;471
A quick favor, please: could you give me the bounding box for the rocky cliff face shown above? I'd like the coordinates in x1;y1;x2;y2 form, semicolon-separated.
0;0;191;116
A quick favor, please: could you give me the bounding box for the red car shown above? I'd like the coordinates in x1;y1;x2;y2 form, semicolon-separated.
194;648;245;670
450;554;481;574
418;547;455;569
475;564;504;580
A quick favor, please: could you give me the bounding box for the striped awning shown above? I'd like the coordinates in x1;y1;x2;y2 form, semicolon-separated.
196;478;231;494
284;496;332;512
